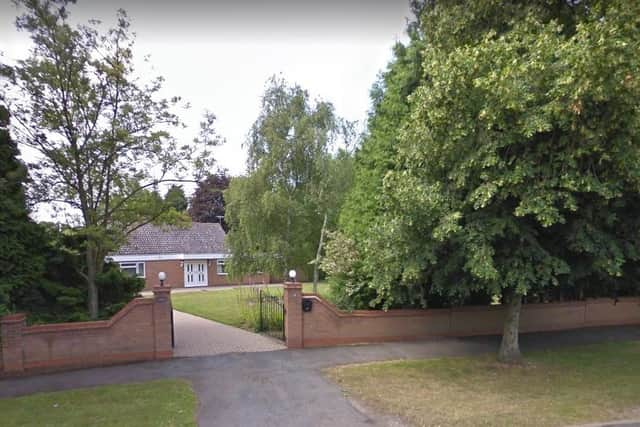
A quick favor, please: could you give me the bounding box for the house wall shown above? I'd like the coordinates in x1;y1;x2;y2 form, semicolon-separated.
206;260;271;286
140;259;271;289
144;260;185;288
282;283;640;348
0;288;172;376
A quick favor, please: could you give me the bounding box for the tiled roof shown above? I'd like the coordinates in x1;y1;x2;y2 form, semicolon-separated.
113;222;227;255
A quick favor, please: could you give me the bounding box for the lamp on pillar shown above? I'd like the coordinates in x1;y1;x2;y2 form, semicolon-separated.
283;269;303;348
158;271;166;287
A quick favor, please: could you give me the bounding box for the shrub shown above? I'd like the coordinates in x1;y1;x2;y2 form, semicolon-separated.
96;264;145;317
10;226;144;323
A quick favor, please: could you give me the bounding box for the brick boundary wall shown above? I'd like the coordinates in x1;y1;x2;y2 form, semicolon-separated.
282;282;640;348
0;287;173;377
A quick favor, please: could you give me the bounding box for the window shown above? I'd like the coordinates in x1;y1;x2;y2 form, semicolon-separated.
119;262;145;278
216;259;227;275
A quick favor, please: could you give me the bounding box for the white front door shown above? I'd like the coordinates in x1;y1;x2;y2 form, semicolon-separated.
184;262;208;287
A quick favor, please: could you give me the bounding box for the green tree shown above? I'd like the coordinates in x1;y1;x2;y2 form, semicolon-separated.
330;8;426;309
308;149;355;290
164;185;188;212
340;37;424;240
10;223;145;323
188;170;231;229
225;77;353;284
0;105;46;315
4;0;219;318
328;0;640;363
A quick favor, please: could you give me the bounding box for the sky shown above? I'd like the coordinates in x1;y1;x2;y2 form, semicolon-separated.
1;0;411;219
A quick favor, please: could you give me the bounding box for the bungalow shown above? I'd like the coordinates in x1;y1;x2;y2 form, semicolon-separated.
108;222;271;289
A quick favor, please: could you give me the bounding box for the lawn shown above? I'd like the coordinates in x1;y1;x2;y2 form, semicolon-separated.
172;286;247;328
0;379;197;427
171;282;331;329
326;341;640;427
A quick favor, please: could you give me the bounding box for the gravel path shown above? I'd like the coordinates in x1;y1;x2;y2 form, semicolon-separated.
173;310;285;357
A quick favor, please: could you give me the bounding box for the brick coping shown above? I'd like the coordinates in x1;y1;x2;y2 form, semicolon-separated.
0;313;27;324
22;297;153;334
301;294;640;319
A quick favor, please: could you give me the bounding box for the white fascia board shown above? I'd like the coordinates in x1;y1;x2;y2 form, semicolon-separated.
106;253;231;262
185;253;231;260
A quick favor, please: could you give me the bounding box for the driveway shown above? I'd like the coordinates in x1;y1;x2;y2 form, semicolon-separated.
173;310;285;357
2;325;640;427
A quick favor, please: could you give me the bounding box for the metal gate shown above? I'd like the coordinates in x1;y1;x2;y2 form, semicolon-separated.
256;288;285;340
170;298;175;348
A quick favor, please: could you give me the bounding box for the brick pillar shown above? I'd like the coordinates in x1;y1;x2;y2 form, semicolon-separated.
152;287;173;360
1;313;26;374
284;281;303;348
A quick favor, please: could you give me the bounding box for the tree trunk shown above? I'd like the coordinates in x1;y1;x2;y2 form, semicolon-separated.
498;288;523;364
312;267;319;293
86;242;99;319
313;212;328;294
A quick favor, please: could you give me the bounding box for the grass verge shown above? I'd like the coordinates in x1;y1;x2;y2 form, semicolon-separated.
0;379;197;427
326;341;640;427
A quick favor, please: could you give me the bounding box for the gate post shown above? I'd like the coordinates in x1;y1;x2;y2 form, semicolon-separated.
152;286;173;359
283;281;303;348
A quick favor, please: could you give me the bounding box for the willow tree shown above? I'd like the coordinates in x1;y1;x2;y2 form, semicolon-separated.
225;77;353;284
3;0;220;318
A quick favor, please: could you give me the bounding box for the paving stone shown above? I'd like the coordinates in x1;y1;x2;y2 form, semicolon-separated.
172;310;285;357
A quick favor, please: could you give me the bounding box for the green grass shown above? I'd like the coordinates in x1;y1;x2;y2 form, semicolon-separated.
326;341;640;427
172;286;246;327
0;379;197;427
302;282;333;299
171;282;332;329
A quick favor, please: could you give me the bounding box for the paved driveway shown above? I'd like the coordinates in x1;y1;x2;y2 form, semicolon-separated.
173;310;285;357
2;325;640;427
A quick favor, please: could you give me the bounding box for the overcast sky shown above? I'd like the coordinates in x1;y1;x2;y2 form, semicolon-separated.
1;0;410;212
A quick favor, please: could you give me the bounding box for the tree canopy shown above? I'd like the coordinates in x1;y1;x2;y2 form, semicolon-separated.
225;77;353;280
164;185;188;212
189;170;231;229
326;0;640;362
3;0;219;317
0;105;46;315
